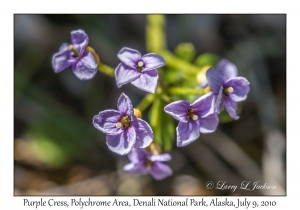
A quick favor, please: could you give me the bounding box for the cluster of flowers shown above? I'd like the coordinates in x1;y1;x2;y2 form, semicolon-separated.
52;30;250;180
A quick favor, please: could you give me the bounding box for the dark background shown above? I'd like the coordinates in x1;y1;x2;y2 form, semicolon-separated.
14;14;286;195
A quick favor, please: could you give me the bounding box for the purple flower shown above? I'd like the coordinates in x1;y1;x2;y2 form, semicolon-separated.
52;29;97;80
93;93;154;155
115;47;166;93
206;59;250;120
164;92;219;147
123;148;172;180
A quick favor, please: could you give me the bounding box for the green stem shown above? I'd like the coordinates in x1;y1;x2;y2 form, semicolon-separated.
168;87;206;95
135;94;155;112
149;98;163;146
161;94;171;103
146;15;166;52
160;50;201;76
97;63;114;77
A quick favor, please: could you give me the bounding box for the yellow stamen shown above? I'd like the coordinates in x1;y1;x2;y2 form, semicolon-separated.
133;108;142;119
187;108;199;121
138;61;144;68
116;122;122;128
225;87;234;93
192;115;198;121
68;45;81;58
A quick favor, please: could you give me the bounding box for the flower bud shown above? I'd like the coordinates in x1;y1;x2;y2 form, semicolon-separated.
133;108;142;119
196;65;211;84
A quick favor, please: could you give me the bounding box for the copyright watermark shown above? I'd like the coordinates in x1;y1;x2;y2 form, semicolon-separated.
205;181;276;193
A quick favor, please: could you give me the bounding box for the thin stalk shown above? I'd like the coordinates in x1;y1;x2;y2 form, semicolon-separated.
160;50;201;76
168;87;205;95
97;63;114;77
135;94;155;112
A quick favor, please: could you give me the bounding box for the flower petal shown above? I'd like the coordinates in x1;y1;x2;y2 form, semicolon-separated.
59;42;69;52
224;98;239;120
215;86;224;114
115;63;141;88
70;29;89;55
176;121;200;147
123;162;148;174
148;153;171;162
224;77;250;102
72;52;97;80
93;109;123;135
217;59;238;81
106;126;136;155
117;93;134;118
117;47;141;69
199;113;219;133
133;118;154;148
206;67;224;93
130;69;158;93
142;53;166;72
52;44;75;73
128;148;149;163
164;100;190;123
149;162;173;180
192;92;215;118
198;79;208;89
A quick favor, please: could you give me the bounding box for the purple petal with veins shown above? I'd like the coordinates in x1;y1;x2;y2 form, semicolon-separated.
130;69;158;93
115;47;165;93
142;53;166;72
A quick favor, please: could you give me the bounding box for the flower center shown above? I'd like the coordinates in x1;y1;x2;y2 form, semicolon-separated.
146;159;153;170
137;61;144;72
187;108;198;121
144;143;162;171
115;115;132;129
222;86;234;98
68;45;81;58
224;87;234;93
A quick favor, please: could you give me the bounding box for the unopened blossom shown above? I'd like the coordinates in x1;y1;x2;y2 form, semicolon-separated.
206;59;250;120
123;148;172;180
52;29;97;80
196;65;211;89
115;47;166;93
93;93;154;155
164;92;219;147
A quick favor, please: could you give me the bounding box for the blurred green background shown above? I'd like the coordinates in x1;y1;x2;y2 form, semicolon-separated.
14;14;286;195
